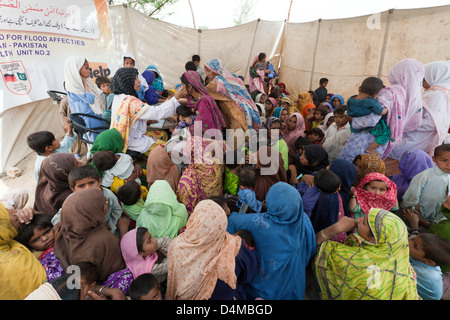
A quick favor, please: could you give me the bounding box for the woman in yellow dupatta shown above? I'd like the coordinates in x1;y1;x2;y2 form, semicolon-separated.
297;92;314;114
314;208;420;300
0;203;47;299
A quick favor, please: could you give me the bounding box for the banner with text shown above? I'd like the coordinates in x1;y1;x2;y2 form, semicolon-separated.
0;0;116;113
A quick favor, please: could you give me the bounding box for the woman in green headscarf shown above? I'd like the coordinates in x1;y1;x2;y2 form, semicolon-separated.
314;208;420;300
89;128;124;156
136;180;188;239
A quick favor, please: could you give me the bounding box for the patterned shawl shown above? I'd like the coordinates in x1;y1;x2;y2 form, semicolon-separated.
248;55;266;94
166;200;242;300
205;58;261;129
354;172;397;215
298;92;313;113
0;203;47;300
33;153;77;216
356;154;386;184
314;208;420;300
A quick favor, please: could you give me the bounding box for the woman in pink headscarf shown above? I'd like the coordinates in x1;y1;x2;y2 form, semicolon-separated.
282;112;306;164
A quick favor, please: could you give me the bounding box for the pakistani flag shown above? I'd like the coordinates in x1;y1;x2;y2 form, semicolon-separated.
17;72;27;81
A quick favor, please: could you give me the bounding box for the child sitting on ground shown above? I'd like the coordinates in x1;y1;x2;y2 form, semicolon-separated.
311;107;328;129
350;172;398;221
236;166;263;213
407;229;450;300
307;127;325;145
117;180;144;223
91;150;147;195
27;121;77;181
120;227;171;285
401;144;450;229
234;229;256;248
346;76;390;155
129;273;163;300
322;106;351;163
174;105;196;134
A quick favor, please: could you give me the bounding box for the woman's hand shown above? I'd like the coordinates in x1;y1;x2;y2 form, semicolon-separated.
175;87;188;100
334;216;358;234
15;207;34;225
301;174;315;188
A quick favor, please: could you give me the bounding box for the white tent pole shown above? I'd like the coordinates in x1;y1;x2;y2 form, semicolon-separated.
309;18;322;91
377;9;394;78
188;0;196;29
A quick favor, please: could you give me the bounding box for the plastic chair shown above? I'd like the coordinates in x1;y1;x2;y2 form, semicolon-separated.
47;90;67;104
68;113;111;145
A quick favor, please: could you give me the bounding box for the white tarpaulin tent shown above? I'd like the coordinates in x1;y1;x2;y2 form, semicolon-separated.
2;3;450;172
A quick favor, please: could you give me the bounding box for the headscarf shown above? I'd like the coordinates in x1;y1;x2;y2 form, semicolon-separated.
301;103;316;132
227;182;316;300
376;59;425;158
90;128;125;155
308;90;319;106
297;92;313;113
281;96;296;114
390;149;433;201
177;137;224;214
146;146;180;192
33;153;77;216
136;180;188;239
319;112;335;131
353;172;397;215
110;67;139;98
299;144;329;174
145;65;164;95
248;55;265;94
254;146;288;201
205;58;261;129
0;203;47;300
166;200;242;300
329;94;344;107
315;208;420;300
64;56;104;114
53;188;125;281
329;158;358;217
356;153;386;183
120;228;158;279
278;83;289;95
424;60;450;91
282;112;306;147
262;117;283;146
141;69;159;105
183;71;226;134
272;106;285;118
110;68;149;152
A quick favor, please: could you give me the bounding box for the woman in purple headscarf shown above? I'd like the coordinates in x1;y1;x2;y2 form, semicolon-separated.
390;149;434;201
141;69;160;105
181;71;226;137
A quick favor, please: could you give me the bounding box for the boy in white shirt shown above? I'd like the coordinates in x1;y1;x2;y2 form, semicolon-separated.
322;106;351;163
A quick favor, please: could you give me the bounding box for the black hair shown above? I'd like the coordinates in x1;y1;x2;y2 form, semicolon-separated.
129;273;160;300
360;76;384;96
136;226;149;253
49;274;81;300
315;107;329;118
333;106;347;115
95;76;110;88
192;54;201;62
309;127;325;138
68;165;101;188
185;61;197;72
123;56;135;64
209;195;227;208
238;165;256;188
77;262;99;285
180;73;198;94
117;180;142;206
353;154;362;165
176;105;193;118
161;89;169;98
234;229;255;248
26;131;55;155
319;78;329;85
434;143;450;158
91;151;117;172
314;169;341;194
258;52;266;61
419;233;450;267
294;136;312;151
14;212;53;249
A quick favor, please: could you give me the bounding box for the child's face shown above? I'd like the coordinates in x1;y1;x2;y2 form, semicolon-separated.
72;177;101;192
325;95;331;102
287;116;297;131
321;81;328;88
79;60;90;79
280;101;289;109
299;151;309;166
47;139;61;152
28;227;54;251
139;286;162;300
139;231;157;258
364;180;387;195
134;76;141;91
100;83;111;94
409;235;434;266
326;116;335;127
433;151;450;173
279;109;288;122
265;100;274;112
178;115;192;125
80;279;96;300
334;114;348;127
259;95;266;104
123;57;135;68
308;133;321;142
332;97;341;108
314;111;324;121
